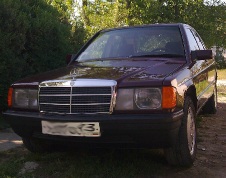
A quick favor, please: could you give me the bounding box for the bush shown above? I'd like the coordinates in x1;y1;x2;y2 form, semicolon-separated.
0;0;73;112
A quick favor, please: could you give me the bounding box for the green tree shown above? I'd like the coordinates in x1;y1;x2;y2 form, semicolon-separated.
75;0;225;48
78;0;127;38
0;0;72;111
45;0;74;23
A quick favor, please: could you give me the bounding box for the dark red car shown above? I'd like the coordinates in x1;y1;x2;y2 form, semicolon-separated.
4;23;217;166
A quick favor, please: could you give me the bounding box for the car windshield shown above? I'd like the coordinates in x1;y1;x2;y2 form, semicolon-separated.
77;26;185;62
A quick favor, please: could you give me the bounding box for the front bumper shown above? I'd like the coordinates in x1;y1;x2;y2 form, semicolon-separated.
3;110;184;148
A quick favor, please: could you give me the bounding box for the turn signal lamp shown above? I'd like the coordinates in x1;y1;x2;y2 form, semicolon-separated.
162;86;177;109
7;87;13;107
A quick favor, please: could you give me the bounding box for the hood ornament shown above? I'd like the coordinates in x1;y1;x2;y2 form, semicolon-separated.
70;80;75;86
70;68;79;80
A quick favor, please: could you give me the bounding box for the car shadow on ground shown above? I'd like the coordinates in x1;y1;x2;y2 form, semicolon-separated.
0;128;22;152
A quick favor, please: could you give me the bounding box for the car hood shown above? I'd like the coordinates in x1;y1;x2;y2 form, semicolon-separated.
14;58;186;87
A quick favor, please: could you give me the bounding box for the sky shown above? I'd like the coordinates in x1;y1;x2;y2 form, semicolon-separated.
205;0;226;4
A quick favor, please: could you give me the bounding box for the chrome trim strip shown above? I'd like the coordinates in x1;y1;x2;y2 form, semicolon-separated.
40;103;110;106
40;79;117;87
69;87;72;113
13;82;39;86
178;61;216;87
196;80;215;100
40;103;71;106
39;94;112;96
40;111;109;115
71;103;110;106
192;61;215;79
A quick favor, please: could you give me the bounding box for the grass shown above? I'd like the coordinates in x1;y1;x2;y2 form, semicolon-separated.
218;87;226;97
0;147;169;178
217;67;226;96
217;69;226;80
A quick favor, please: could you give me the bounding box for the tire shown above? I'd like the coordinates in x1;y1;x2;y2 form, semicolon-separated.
164;96;197;167
202;85;217;114
22;137;52;153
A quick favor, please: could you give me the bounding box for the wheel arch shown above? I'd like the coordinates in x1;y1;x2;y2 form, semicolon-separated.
184;85;197;113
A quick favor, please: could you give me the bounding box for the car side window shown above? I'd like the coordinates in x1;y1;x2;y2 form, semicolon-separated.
185;28;199;51
191;30;206;50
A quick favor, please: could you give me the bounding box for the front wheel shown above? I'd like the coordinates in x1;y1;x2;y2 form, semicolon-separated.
164;96;197;167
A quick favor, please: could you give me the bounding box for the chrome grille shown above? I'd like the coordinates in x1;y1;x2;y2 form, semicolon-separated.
39;80;116;114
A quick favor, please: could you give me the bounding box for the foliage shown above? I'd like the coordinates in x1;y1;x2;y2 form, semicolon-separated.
46;0;88;52
75;0;226;49
0;0;73;112
215;49;226;69
77;0;128;39
45;0;74;23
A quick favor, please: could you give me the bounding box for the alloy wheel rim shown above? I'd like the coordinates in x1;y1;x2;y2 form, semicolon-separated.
214;87;217;108
187;107;196;155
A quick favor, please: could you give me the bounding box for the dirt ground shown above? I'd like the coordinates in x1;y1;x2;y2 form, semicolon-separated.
165;97;226;178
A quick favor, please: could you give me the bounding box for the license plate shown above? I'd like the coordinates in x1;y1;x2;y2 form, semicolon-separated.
41;121;100;137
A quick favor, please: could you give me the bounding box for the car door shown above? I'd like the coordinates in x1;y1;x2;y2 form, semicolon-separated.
185;28;215;111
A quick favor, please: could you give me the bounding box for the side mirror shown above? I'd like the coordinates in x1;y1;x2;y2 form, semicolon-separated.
191;50;213;61
65;54;77;65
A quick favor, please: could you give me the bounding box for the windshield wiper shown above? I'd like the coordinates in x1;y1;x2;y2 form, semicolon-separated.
129;54;184;58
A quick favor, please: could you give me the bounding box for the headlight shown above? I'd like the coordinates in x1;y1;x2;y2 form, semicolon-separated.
115;88;162;110
135;88;161;109
115;89;134;110
12;88;38;109
115;87;176;110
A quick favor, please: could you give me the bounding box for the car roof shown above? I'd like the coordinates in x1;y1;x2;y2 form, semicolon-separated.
101;23;189;32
